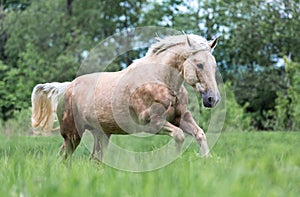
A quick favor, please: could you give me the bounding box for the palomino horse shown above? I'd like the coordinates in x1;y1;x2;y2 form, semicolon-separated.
32;34;220;160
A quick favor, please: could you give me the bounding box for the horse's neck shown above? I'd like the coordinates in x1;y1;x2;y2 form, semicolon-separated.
136;51;185;92
159;65;184;92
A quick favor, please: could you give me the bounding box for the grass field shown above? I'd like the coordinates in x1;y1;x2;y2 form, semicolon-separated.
0;132;300;197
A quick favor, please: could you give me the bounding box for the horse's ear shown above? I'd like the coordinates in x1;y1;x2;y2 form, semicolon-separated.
186;36;192;48
208;37;219;50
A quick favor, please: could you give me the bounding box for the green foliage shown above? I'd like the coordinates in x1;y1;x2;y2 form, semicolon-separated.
273;58;300;130
1;0;84;119
0;60;20;119
232;67;285;130
0;0;147;119
222;83;251;131
0;132;299;196
142;0;300;67
0;108;32;136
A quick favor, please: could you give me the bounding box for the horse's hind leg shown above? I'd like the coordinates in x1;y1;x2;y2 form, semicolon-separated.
57;84;82;160
59;130;81;160
58;114;82;159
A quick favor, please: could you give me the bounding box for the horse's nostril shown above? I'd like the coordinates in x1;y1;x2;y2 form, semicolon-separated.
208;97;213;103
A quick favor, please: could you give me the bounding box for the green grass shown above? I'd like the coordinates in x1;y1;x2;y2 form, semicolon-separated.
0;132;300;197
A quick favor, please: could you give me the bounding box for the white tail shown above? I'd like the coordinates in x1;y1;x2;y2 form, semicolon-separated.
31;82;71;132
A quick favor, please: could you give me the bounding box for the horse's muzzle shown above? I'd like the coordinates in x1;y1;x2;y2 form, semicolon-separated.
202;91;220;108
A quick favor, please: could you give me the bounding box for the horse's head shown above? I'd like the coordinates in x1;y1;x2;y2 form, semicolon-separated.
182;36;220;108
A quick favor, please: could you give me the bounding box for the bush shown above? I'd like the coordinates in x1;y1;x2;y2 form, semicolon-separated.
273;58;300;131
222;82;251;131
0;109;32;136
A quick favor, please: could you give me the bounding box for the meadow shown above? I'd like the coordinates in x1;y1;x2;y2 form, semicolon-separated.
0;131;299;197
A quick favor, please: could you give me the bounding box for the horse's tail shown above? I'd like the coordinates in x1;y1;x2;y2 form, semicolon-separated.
31;82;71;132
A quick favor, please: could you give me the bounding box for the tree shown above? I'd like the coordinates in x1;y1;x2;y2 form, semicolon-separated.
0;0;149;119
273;58;300;130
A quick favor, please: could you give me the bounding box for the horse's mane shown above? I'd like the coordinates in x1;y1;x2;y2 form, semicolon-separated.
146;34;209;56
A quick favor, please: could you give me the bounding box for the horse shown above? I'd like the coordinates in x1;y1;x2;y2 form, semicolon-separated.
31;82;71;133
32;34;220;161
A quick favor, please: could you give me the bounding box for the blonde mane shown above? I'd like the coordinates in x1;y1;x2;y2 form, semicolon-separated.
146;34;210;56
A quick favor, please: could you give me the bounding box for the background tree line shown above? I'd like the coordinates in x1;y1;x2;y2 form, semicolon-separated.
0;0;299;131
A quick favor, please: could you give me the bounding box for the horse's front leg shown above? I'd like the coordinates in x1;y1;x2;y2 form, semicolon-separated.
90;129;110;162
146;113;185;153
140;103;185;153
161;121;185;153
146;115;185;153
179;111;210;157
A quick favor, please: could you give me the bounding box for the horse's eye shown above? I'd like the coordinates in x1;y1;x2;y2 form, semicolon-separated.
197;63;203;69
